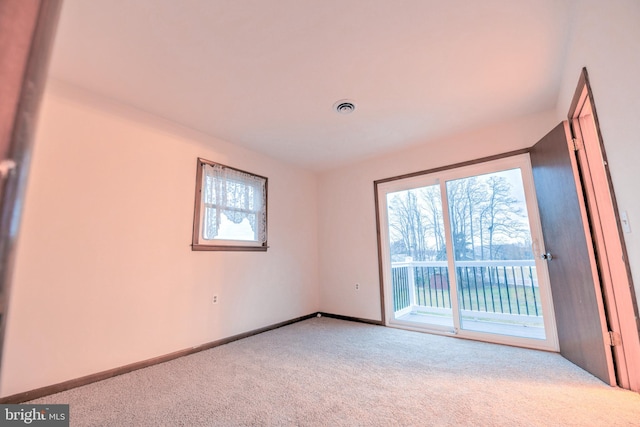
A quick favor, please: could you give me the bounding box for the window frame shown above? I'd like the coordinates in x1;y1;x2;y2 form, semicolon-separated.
191;158;268;252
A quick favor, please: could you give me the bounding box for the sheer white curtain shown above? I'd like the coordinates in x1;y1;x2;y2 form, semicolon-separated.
201;163;267;244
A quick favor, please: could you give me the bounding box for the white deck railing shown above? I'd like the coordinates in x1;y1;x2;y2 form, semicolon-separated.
391;259;542;323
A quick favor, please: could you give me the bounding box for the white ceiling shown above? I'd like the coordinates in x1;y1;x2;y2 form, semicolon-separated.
48;0;576;171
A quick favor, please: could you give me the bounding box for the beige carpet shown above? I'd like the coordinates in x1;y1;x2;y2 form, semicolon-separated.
31;317;640;426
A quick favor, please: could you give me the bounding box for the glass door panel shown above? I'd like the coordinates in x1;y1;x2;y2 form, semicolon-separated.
386;185;454;330
445;168;546;340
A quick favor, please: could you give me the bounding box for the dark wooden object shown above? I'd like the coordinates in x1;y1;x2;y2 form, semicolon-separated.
530;123;613;384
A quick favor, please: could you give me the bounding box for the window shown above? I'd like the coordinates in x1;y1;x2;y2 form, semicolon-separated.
192;158;268;251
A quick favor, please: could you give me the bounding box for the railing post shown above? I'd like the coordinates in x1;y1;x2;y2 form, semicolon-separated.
406;257;416;310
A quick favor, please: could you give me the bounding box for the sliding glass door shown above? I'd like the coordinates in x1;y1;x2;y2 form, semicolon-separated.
385;179;454;331
445;168;546;340
376;155;558;350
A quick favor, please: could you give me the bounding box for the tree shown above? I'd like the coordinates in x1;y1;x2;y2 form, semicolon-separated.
478;176;528;260
387;190;428;261
419;185;447;260
446;178;485;261
386;172;531;263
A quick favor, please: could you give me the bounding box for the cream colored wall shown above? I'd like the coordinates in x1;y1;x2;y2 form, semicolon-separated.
318;110;557;321
556;0;640;305
0;81;319;397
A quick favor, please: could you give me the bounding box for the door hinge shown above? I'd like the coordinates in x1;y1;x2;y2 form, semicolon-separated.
572;138;584;152
609;331;622;347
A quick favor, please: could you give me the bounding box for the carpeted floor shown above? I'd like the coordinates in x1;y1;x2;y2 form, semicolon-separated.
31;317;640;426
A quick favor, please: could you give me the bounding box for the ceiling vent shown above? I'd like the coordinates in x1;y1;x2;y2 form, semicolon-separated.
333;100;356;114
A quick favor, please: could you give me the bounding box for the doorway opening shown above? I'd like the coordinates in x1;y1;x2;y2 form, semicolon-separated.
567;69;640;391
376;154;559;351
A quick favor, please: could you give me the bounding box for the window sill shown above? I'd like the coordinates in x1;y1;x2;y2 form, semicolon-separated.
191;244;268;252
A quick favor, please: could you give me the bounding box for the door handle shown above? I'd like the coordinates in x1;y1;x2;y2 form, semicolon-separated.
541;252;553;261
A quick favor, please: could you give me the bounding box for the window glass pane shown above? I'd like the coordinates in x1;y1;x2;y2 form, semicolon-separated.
203;206;218;240
386;184;454;329
445;168;544;339
446;168;532;262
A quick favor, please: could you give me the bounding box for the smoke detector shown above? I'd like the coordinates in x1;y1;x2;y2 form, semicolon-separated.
333;99;356;114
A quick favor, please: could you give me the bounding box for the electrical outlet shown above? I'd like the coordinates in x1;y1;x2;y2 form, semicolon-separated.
213;295;218;304
355;283;360;290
